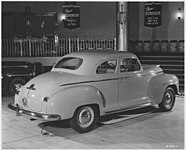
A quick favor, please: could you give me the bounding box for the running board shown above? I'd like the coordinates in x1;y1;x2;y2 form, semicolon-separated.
105;103;154;115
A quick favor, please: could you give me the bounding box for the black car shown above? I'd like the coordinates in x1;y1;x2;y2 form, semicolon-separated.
2;61;43;95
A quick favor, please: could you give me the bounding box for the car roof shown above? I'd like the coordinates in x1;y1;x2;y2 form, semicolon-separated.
54;50;138;75
65;50;137;63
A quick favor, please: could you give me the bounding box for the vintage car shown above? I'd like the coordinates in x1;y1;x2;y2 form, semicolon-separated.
8;51;179;133
2;61;42;95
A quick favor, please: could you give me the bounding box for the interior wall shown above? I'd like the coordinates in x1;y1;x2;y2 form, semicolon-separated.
129;2;184;41
2;2;184;40
2;1;116;38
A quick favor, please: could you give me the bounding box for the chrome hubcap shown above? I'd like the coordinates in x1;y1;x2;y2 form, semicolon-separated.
164;91;173;109
78;107;94;128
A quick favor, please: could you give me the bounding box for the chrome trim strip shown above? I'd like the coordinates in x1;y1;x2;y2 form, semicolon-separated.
157;71;163;74
6;73;33;77
8;103;61;121
3;65;29;68
162;82;177;86
105;103;153;115
60;78;119;87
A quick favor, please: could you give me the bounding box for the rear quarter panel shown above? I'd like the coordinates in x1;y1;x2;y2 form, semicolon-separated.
148;73;179;104
47;85;105;120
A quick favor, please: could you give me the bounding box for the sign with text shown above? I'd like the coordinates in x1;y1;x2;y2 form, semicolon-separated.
144;3;162;27
63;5;80;30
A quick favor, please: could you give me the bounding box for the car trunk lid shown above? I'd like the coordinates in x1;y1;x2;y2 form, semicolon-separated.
19;71;75;112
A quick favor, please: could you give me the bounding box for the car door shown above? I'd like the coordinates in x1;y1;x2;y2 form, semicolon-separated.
94;59;120;112
118;57;150;109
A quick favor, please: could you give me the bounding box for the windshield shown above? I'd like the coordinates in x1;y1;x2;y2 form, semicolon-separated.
54;57;83;70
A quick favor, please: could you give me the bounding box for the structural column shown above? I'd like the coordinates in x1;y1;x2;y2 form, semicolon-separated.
116;2;128;51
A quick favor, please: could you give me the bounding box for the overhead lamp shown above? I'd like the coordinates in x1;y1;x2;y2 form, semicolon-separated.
177;8;183;20
59;13;67;21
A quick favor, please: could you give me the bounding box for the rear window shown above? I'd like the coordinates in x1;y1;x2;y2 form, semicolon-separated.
54;57;83;70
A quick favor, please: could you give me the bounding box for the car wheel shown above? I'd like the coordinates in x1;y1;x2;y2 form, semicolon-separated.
9;77;27;95
70;105;99;133
158;87;175;112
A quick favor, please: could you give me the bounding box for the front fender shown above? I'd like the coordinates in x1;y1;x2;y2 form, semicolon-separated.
47;85;105;120
149;73;179;104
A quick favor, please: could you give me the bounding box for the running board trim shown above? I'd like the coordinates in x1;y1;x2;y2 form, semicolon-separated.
105;103;154;115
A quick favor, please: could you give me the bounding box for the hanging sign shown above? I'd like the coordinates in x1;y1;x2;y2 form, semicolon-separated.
63;5;80;30
144;3;162;27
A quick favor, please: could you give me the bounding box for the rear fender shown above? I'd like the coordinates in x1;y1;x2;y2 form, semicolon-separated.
47;85;105;120
149;74;179;104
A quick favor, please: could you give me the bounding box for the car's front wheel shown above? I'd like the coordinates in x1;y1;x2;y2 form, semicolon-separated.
70;105;99;133
158;87;175;111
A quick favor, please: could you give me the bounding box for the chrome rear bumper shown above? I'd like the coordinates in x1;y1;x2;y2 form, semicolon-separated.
8;103;61;121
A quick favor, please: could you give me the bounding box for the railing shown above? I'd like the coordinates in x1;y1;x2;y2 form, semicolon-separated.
2;38;184;57
2;37;116;57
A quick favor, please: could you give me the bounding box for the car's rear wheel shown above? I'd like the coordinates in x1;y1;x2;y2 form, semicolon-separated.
70;105;99;133
9;77;27;95
158;87;175;111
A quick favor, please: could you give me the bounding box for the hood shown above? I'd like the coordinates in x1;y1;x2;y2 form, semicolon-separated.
142;65;163;75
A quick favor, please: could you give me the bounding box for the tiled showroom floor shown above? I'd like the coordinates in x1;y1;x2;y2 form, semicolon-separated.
2;95;184;149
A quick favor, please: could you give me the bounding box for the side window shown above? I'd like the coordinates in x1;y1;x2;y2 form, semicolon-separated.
120;58;140;72
96;60;117;74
